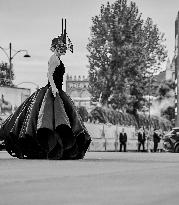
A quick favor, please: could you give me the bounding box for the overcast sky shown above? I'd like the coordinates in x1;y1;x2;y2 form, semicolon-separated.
0;0;179;92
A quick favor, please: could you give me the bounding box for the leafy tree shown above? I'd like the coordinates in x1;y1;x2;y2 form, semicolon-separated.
162;106;175;122
89;106;171;130
87;0;167;115
156;80;175;121
0;62;14;86
156;80;175;100
77;106;89;122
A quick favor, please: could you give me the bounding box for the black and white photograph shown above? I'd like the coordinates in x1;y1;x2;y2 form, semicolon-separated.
0;0;179;204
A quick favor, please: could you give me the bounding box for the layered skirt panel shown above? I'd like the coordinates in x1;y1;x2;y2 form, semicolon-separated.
0;85;91;159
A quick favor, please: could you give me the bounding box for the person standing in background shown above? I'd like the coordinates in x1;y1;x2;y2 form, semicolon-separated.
138;128;146;152
119;128;127;152
153;129;160;152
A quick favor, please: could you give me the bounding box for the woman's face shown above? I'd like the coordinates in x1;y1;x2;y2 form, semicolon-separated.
56;42;67;56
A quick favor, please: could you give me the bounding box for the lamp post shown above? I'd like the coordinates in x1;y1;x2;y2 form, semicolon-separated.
147;74;154;152
0;42;31;85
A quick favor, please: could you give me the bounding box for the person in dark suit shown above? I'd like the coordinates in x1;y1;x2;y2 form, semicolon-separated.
138;128;146;152
153;129;160;152
119;128;127;152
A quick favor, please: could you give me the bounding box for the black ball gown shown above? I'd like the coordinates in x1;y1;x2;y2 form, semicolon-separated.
0;60;91;159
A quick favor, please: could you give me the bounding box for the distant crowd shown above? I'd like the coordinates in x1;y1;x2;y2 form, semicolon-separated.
119;127;165;152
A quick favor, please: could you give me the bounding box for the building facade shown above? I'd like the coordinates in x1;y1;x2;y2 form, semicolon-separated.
66;74;91;108
0;86;31;120
165;58;175;82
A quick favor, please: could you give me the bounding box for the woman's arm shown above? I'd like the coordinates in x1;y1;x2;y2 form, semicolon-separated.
47;53;60;97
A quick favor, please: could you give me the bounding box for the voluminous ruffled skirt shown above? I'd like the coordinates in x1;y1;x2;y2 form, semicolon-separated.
0;85;91;159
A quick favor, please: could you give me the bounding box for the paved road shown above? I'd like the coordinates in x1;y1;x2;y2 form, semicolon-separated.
0;151;179;205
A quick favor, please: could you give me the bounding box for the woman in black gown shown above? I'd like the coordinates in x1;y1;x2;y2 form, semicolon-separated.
0;27;91;159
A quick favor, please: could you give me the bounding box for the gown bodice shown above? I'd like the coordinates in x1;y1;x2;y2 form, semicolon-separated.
48;60;65;90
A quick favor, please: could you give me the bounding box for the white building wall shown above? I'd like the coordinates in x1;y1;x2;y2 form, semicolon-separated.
0;86;31;113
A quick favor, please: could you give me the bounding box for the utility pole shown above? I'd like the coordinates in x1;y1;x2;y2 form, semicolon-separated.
175;12;179;127
9;43;12;81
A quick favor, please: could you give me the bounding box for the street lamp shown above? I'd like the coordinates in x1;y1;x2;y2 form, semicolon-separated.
0;42;31;84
